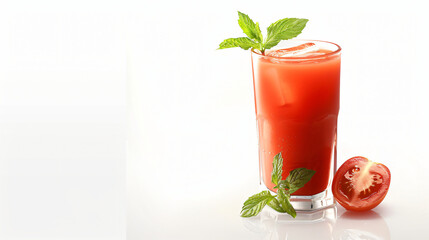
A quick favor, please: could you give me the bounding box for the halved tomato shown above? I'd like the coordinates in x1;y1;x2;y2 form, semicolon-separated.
332;156;391;211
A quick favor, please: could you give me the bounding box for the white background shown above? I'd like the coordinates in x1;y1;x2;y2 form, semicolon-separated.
0;1;126;239
1;0;429;239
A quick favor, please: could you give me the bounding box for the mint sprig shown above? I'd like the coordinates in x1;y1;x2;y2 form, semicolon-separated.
218;11;308;54
271;152;283;186
240;152;315;218
240;191;275;218
285;168;316;194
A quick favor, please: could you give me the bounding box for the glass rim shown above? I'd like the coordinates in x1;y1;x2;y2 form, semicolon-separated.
251;39;342;60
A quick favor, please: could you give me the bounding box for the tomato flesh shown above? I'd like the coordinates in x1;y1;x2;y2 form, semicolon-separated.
332;156;391;211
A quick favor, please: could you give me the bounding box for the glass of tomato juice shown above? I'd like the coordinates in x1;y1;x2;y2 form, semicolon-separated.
251;40;341;211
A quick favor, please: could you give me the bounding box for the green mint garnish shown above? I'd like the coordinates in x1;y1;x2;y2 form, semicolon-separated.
240;152;315;218
271;152;283;186
285;168;316;194
240;191;275;218
267;197;285;213
277;188;296;218
218;11;308;54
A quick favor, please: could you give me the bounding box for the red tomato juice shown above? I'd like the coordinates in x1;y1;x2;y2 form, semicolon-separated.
252;46;341;196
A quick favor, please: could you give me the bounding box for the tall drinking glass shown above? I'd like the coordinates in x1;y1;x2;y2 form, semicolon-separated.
251;40;341;211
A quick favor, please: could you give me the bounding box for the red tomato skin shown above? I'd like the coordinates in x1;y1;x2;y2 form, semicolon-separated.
332;156;391;211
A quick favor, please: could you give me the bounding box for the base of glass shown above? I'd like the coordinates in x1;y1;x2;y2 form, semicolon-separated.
263;203;337;222
262;186;335;211
290;190;335;211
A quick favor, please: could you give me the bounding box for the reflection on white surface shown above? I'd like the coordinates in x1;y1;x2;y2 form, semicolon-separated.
339;229;381;240
242;206;391;240
243;206;337;240
333;210;390;240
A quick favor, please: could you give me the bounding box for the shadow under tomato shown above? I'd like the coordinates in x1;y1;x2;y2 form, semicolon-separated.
333;209;391;240
340;209;383;220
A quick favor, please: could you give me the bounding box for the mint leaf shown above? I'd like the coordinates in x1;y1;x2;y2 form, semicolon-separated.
264;18;309;50
277;188;296;218
267;198;286;213
285;168;316;194
219;12;308;53
237;11;263;43
240;191;275;217
218;37;258;50
239;152;315;218
277;179;290;190
271;152;283;186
